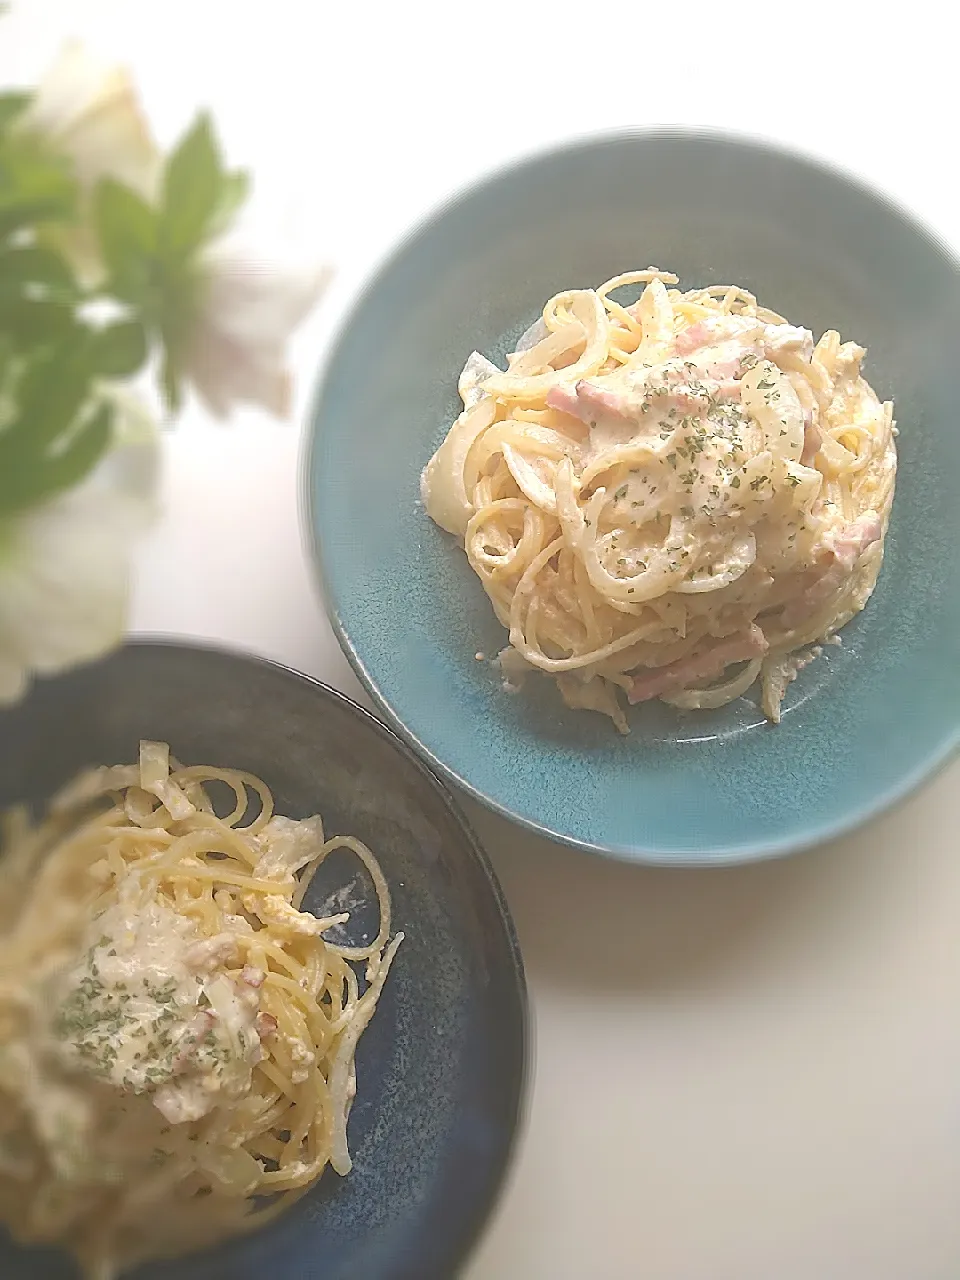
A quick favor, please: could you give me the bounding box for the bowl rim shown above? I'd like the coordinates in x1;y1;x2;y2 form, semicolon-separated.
301;127;960;866
21;635;530;1279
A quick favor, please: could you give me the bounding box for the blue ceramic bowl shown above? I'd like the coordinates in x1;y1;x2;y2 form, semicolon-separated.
305;131;960;864
0;641;526;1280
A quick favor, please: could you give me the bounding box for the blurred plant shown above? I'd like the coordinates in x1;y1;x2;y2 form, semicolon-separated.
0;38;326;703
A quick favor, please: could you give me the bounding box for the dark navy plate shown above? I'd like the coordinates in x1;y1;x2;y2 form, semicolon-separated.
0;641;527;1280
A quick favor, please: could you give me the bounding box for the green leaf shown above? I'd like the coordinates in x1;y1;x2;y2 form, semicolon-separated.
152;257;201;412
93;178;157;303
0;399;114;516
159;350;183;414
0;132;77;239
207;169;249;240
0;199;71;241
0;318;105;447
0;243;77;299
46;398;114;486
0;92;31;134
2;344;90;457
88;319;147;378
160;113;223;260
0;293;75;349
0;328;111;507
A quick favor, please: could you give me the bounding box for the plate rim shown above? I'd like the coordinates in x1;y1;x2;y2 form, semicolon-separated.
301;127;960;866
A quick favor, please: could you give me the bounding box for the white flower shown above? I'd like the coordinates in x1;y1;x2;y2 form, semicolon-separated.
183;240;330;418
0;389;159;705
22;41;160;198
19;42;161;283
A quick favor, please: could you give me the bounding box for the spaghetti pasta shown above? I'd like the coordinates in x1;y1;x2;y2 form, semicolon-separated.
422;270;897;731
0;742;401;1279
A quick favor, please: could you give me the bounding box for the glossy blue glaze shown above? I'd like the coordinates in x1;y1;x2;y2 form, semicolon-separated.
306;131;960;864
0;642;526;1280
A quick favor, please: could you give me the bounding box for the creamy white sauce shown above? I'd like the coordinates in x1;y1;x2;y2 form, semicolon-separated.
434;315;823;590
49;890;260;1125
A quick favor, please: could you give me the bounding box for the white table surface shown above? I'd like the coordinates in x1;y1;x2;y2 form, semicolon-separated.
4;4;959;1277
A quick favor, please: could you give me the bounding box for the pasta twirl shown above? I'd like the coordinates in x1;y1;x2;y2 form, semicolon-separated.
0;742;401;1280
422;270;897;731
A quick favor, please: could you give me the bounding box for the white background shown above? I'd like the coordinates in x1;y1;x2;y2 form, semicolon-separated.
3;4;960;1277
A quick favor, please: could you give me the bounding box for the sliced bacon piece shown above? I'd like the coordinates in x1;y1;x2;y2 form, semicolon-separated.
627;625;769;704
830;512;882;569
800;412;821;466
255;1012;278;1039
546;380;633;424
545;383;582;418
780;513;882;629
